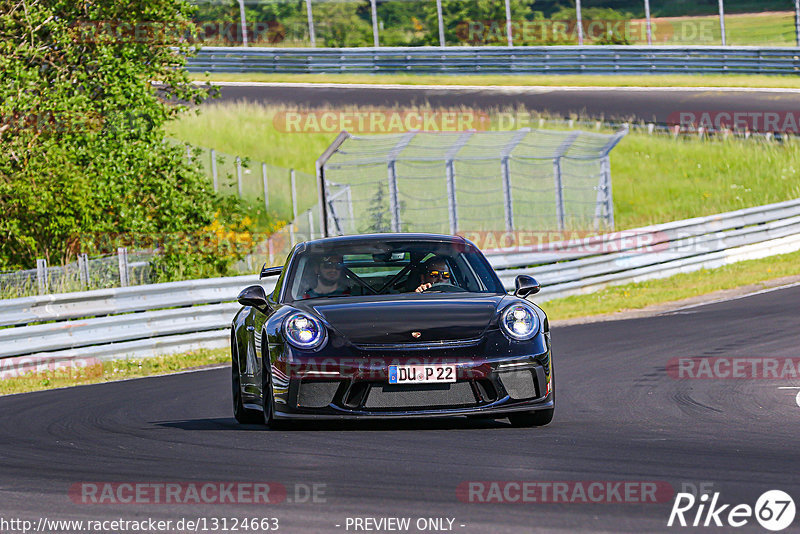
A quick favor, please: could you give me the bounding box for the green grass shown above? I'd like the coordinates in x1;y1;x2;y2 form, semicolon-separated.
0;348;229;396
642;11;796;47
167;102;800;231
194;72;800;89
542;247;800;321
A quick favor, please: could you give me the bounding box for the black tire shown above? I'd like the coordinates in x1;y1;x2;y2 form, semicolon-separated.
261;361;289;429
232;338;262;424
508;408;554;427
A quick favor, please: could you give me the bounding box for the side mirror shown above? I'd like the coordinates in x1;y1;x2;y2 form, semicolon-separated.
514;275;540;298
260;264;282;279
238;285;269;309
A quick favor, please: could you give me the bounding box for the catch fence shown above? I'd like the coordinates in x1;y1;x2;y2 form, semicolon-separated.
317;127;628;238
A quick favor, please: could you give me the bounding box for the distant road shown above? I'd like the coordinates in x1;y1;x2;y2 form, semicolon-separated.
210;82;800;124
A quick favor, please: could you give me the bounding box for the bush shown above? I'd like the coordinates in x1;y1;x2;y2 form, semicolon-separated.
0;0;256;280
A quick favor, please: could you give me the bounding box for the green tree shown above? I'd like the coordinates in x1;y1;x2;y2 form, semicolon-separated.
0;0;252;279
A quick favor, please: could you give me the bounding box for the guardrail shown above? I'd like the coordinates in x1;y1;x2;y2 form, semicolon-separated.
2;198;800;369
187;46;800;75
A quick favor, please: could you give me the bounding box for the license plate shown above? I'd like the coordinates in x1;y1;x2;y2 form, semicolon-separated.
388;364;456;384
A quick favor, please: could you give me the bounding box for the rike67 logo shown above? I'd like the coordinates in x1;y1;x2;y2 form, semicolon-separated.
668;490;795;531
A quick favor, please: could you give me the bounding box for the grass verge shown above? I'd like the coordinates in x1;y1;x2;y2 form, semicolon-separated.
194;72;800;89
542;248;800;321
0;348;229;396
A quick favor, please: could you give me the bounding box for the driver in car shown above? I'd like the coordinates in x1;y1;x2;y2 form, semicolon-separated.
303;255;351;298
414;256;454;293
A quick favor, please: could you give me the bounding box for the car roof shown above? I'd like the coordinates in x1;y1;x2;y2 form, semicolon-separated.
297;233;470;250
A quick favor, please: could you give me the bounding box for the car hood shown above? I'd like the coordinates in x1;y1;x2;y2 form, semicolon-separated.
301;295;506;345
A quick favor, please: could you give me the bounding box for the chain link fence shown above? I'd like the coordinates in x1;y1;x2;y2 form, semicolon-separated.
0;250;155;299
318;127;627;238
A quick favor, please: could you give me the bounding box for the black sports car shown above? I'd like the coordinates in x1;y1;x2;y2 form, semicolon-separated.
231;233;553;427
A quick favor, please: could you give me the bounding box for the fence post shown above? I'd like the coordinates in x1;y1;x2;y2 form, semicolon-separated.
36;258;48;295
290;169;298;245
305;0;316;47
78;253;89;289
386;131;417;232
718;0;726;46
435;0;445;47
186;145;192;163
551;131;579;231
268;237;274;266
236;156;243;198
504;0;513;46
308;210;315;240
604;156;615;230
370;0;379;47
444;132;473;235
211;149;218;192
553;158;566;231
500;129;529;232
262;163;269;212
118;247;129;287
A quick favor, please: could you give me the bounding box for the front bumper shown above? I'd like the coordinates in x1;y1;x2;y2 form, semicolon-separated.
269;349;553;420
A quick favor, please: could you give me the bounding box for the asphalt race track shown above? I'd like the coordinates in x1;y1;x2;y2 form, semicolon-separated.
1;285;799;533
211;83;800;124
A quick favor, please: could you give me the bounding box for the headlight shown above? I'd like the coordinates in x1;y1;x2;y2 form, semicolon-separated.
500;303;539;341
284;312;327;350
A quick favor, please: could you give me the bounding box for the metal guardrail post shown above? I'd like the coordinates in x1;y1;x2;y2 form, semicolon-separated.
118;248;129;288
78;253;89;290
236;156;243;198
386;131;417;232
210;149;218;192
262;163;269;212
36;259;48;295
308;210;315;241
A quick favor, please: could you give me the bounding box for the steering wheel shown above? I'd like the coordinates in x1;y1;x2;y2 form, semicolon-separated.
422;282;465;293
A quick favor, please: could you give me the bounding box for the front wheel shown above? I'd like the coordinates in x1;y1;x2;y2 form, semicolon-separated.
262;363;289;429
508;408;554;427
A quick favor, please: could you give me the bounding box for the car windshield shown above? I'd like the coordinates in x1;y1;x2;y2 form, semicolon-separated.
286;240;504;301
